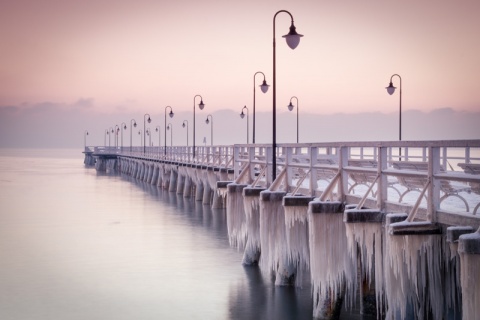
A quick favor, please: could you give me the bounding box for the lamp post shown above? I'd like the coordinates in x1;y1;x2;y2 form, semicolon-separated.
272;10;303;181
114;125;120;148
386;74;402;159
193;95;205;158
253;71;270;143
143;113;151;154
167;123;173;146
287;96;299;143
240;106;249;143
120;122;127;151
130;119;137;152
182;120;189;148
84;130;89;149
205;114;213;146
164;106;174;155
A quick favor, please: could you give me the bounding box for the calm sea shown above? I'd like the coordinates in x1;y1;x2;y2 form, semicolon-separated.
0;148;327;320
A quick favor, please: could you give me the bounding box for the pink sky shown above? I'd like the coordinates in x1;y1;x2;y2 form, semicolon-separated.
1;0;479;116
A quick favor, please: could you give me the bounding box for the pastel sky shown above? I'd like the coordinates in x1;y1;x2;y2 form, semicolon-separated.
0;0;479;148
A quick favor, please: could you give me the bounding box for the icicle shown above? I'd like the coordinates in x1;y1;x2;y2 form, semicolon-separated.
226;184;248;250
243;192;261;265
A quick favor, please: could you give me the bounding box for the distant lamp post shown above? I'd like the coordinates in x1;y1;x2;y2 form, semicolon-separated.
253;71;269;143
138;130;142;146
167;123;173;146
205;114;213;146
193;95;205;158
272;10;303;180
120;122;127;151
385;74;402;141
240;106;249;143
84;130;89;149
164;106;174;155
114;125;120;148
130;119;137;151
182;120;189;148
109;127;114;148
287;96;299;143
143;114;151;154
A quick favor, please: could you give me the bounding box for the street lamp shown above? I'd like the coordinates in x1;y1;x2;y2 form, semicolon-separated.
84;130;89;149
287;96;299;143
167;123;173;146
130;119;137;152
114;125;120;148
205;114;213;146
272;10;303;181
386;74;402;159
109;127;114;148
182;120;189;148
164;106;174;155
240;106;249;143
120;122;127;151
193;95;205;158
143;113;151;154
253;71;269;143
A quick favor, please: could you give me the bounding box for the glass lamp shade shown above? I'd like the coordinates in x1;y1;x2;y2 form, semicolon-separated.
167;125;171;130
386;82;396;95
205;118;210;124
287;102;294;111
169;110;174;118
240;111;245;119
86;132;89;135
283;24;303;49
147;117;151;123
198;100;205;110
182;123;186;128
134;122;137;127
260;80;270;93
155;127;158;132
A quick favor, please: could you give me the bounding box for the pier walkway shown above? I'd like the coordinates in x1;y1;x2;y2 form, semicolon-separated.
84;139;480;319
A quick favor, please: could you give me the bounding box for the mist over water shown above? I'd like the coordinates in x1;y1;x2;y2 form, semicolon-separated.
0;149;323;319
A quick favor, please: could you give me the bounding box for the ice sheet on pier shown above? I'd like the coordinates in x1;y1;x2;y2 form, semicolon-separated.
242;188;263;265
226;183;248;250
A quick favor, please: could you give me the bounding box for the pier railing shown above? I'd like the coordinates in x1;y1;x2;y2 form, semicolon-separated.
88;139;480;225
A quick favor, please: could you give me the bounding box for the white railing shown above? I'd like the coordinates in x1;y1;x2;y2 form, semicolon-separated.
88;140;480;224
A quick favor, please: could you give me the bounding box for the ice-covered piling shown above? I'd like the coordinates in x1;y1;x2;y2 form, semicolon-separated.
183;175;193;197
242;186;266;265
344;206;385;318
283;195;314;288
458;227;480;320
176;169;185;194
308;200;354;319
226;183;248;250
168;168;178;192
259;190;296;286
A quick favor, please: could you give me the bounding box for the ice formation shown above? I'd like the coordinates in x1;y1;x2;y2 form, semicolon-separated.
284;205;310;287
226;184;248;249
242;194;261;265
308;207;356;317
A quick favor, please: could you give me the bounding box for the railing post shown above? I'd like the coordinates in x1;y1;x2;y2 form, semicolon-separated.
234;146;240;180
377;146;388;211
310;146;318;196
428;146;441;222
338;146;349;201
286;147;293;192
266;146;273;186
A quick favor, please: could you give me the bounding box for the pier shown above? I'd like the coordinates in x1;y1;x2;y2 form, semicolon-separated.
84;139;480;319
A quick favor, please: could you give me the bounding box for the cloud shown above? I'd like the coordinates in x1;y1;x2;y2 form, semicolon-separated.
72;98;94;109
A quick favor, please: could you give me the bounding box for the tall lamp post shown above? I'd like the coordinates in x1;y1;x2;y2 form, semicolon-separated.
167;123;173;146
386;74;402;159
120;122;127;151
143;113;151;154
240;106;249;143
205;114;213;146
272;10;303;181
193;95;205;158
84;130;89;149
130;119;137;152
287;96;299;143
253;71;270;143
164;106;174;155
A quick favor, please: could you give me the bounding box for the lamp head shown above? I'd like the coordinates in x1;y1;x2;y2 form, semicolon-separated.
182;122;186;128
240;111;245;119
260;80;270;93
147;116;151;123
169;110;174;118
205;118;209;124
123;125;127;130
155;127;159;132
283;22;303;49
386;82;396;95
198;100;205;110
86;131;89;135
287;101;294;111
134;122;137;127
167;125;171;130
